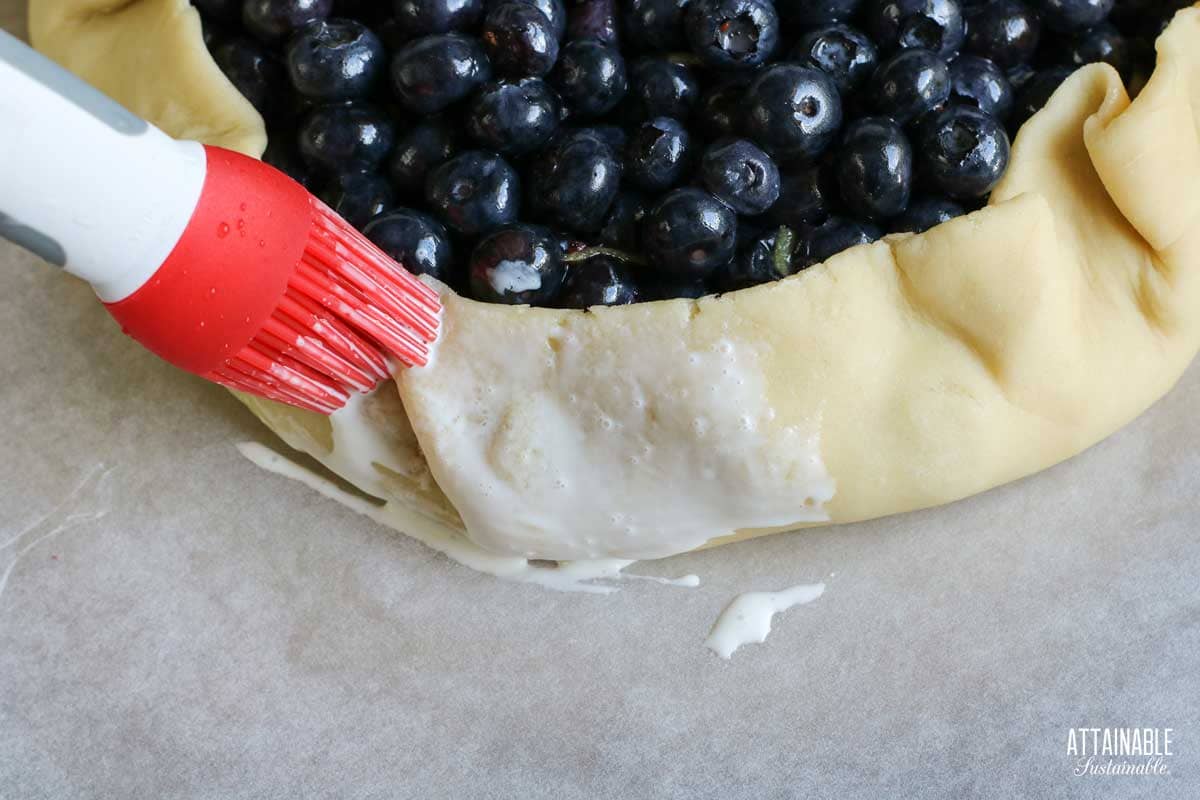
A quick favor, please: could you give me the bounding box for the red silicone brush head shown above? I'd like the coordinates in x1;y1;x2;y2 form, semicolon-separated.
105;146;442;414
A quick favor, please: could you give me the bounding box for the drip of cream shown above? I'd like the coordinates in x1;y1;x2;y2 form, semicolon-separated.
704;583;826;659
236;441;699;594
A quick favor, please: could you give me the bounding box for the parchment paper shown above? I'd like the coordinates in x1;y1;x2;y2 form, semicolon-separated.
2;8;1198;798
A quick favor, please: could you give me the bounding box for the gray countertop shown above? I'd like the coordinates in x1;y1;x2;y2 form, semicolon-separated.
1;4;1197;798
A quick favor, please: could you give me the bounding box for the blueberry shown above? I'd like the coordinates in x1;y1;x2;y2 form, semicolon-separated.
803;216;882;265
286;19;385;101
918;105;1010;198
391;0;484;37
558;255;641;307
298;103;395;174
263;139;314;188
243;0;332;43
467;78;561;155
1011;65;1073;127
626;117;692;192
626;57;700;121
888;195;964;232
645;275;711;299
318;171;395;228
695;78;749;140
506;0;568;39
713;228;796;291
862;0;966;57
964;0;1041;67
792;24;879;95
426;150;522;234
684;0;780;71
551;40;628;117
1067;24;1129;75
870;48;951;124
362;208;456;282
531;130;622;232
1034;0;1114;32
576;124;628;152
642;187;737;276
598;190;649;251
835;116;912;220
775;0;862;27
567;0;620;45
468;224;565;304
1006;63;1037;93
211;37;287;118
766;164;835;228
388;118;459;197
624;0;690;52
481;2;561;78
948;55;1014;120
195;0;242;23
701;138;781;215
745;63;843;162
391;33;492;114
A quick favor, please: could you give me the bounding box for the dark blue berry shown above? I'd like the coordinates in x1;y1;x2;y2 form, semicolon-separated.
792;24;879;95
949;55;1014;120
1067;24;1129;75
243;0;332;43
965;0;1041;67
426;150;521;234
695;78;749;140
835;116;913;220
195;0;241;23
870;48;951;124
627;57;700;120
642;187;738;276
391;33;492;114
863;0;966;57
551;40;628;117
391;0;484;38
1034;0;1114;32
297;103;395;174
388;118;459;197
684;0;780;71
567;0;619;45
624;0;690;52
363;208;456;282
775;0;863;27
713;228;796;291
598;190;648;250
506;0;568;39
626;117;692;192
576;124;628;152
319;171;395;228
482;2;561;77
467;78;561;155
531;130;622;232
263;139;314;189
766;164;835;228
745;63;843;162
558;255;641;307
211;37;287;117
286;19;385;101
918;105;1010;198
803;216;882;265
888;195;964;232
701;138;781;215
469;224;565;304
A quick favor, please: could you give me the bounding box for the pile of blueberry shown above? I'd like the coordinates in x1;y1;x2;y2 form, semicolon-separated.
197;0;1182;307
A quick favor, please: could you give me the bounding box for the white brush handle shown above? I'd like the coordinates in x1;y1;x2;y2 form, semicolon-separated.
0;30;207;302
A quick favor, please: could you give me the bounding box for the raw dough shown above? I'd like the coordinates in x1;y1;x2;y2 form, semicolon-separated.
30;0;1200;559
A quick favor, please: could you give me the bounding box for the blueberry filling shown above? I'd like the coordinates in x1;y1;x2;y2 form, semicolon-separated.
199;0;1167;307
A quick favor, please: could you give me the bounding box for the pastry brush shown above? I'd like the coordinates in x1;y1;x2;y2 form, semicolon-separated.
0;30;440;415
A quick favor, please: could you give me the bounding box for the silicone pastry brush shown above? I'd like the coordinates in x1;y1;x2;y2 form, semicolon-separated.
0;31;440;415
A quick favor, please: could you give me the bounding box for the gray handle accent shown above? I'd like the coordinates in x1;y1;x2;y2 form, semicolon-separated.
0;29;147;135
0;210;67;266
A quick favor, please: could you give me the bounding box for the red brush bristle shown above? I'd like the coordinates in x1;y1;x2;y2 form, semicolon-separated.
202;197;442;414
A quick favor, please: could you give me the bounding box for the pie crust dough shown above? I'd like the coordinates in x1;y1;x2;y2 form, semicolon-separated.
30;0;1200;558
